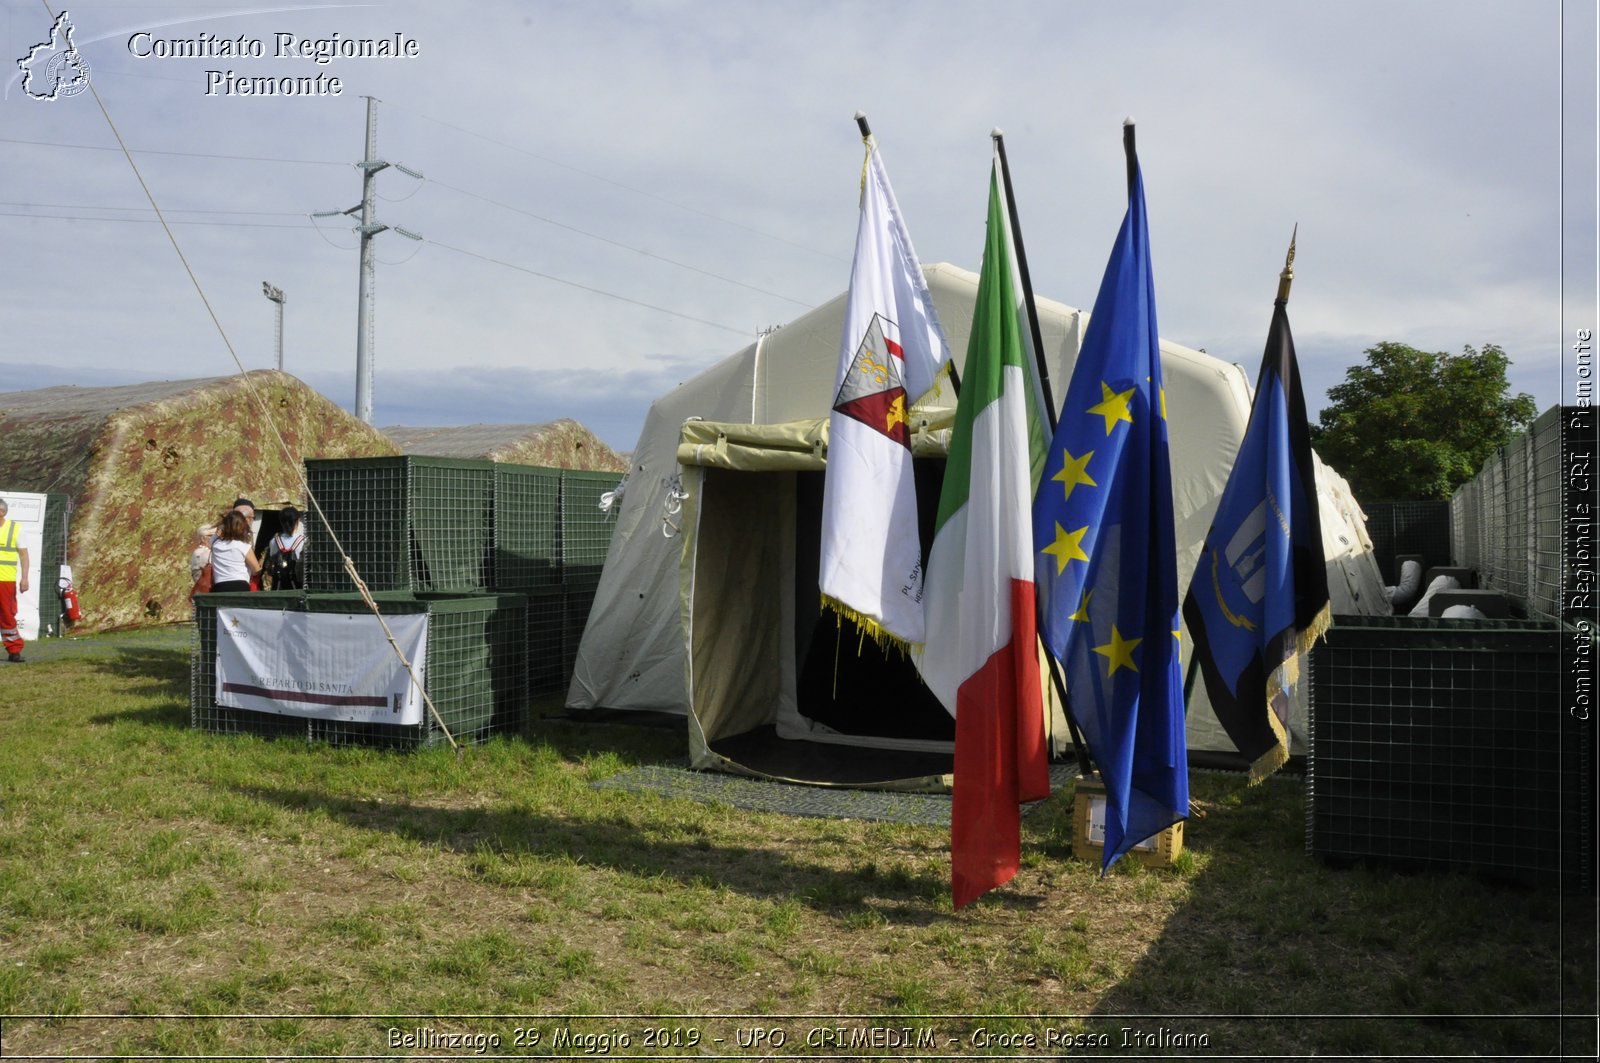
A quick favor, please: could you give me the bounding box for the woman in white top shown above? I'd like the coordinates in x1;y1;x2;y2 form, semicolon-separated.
210;509;261;592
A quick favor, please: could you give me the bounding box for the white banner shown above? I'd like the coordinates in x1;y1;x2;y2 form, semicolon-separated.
216;608;429;725
2;491;49;640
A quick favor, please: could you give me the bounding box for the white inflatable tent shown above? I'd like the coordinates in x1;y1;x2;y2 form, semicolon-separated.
568;263;1387;785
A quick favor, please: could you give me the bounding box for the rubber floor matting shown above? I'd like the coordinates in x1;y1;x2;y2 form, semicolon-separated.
593;762;1080;826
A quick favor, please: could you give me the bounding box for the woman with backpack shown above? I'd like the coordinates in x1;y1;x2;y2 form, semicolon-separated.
266;506;306;591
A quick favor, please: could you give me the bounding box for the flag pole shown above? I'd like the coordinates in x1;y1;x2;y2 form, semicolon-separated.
991;130;1057;428
1123;118;1137;195
858;111;959;397
993;127;1093;780
1185;227;1302;730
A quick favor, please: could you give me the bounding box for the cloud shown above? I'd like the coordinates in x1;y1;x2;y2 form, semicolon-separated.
1;0;1589;456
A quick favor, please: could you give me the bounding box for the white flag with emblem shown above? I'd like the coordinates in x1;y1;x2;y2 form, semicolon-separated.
818;139;950;647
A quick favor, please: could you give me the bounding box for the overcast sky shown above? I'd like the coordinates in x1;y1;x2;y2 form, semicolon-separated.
3;0;1595;451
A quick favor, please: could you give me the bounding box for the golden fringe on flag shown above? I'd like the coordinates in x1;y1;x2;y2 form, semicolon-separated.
820;593;914;656
1252;601;1333;782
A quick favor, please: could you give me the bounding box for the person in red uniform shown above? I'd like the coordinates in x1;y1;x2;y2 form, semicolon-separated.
0;498;30;663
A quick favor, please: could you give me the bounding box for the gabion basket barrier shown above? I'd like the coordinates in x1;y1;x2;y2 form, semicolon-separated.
192;590;528;750
493;464;622;697
304;457;495;595
492;463;562;594
37;491;71;638
1308;615;1592;890
1364;500;1453;584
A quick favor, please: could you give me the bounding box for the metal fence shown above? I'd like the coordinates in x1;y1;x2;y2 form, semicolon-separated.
493;464;624;696
192;591;529;749
1450;406;1566;618
304;456;496;595
1363;500;1453;584
210;457;622;726
1308;615;1589;890
37;492;70;638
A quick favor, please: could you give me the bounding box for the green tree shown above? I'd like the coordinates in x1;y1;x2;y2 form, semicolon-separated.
1310;342;1537;502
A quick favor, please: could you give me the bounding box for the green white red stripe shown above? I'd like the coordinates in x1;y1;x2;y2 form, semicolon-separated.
916;149;1050;908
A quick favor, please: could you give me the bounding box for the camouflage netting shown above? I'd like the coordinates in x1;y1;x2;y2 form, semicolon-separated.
382;420;627;472
0;371;399;632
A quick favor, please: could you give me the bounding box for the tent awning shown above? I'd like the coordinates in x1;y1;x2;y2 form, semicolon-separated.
676;411;955;473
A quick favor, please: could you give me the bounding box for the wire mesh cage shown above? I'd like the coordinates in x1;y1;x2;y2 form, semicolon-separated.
1308;615;1592;890
1483;449;1513;595
560;470;622;592
1451;478;1480;575
1364;500;1453;584
563;586;599;688
1448;406;1575;620
1501;433;1532;603
303;457;495;595
289;458;618;710
36;492;70;638
1530;408;1566;617
492;464;622;697
492;463;561;593
191;590;528;750
526;588;566;698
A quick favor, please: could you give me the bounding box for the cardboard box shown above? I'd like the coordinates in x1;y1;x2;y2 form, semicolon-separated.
1073;774;1184;868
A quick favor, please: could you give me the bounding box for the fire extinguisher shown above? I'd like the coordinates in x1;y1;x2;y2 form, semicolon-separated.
58;565;82;624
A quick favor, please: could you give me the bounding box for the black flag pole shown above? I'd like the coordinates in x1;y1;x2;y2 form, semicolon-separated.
1123;118;1137;196
991;129;1057;429
854;110;959;396
993;127;1094;780
1183;226;1301;718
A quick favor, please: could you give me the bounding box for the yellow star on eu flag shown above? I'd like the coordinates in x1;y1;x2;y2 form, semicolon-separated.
1069;590;1094;622
1145;376;1168;420
1051;447;1096;502
1088;381;1136;435
1041;522;1090;576
1093;625;1142;676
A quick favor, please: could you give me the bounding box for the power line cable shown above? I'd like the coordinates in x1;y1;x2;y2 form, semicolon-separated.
426;237;753;337
0;135;346;167
427;176;814;309
389;102;846;264
308;213;360;251
6;138;822;308
0;209;317;229
0;200;307;217
36;0;461;749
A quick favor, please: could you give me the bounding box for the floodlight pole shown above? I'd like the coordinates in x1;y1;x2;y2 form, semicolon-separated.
262;282;286;371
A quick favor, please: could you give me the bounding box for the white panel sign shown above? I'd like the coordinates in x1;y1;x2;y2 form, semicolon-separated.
216;608;429;725
1085;793;1159;851
1;491;49;640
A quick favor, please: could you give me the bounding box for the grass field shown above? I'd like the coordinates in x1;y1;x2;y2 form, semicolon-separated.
0;626;1594;1059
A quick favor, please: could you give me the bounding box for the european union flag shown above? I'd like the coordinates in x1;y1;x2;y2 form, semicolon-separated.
1182;277;1330;780
1033;159;1187;873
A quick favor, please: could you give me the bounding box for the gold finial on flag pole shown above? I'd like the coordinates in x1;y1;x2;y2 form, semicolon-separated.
1277;224;1298;304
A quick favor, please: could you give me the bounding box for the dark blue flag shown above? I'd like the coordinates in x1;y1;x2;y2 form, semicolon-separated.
1032;162;1187;873
1182;291;1330;780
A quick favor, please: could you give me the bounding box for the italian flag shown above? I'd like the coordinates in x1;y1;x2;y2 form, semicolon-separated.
916;151;1051;909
